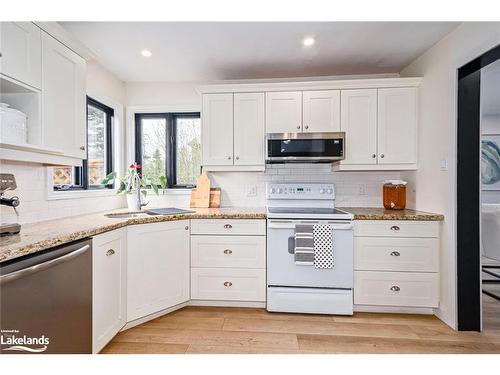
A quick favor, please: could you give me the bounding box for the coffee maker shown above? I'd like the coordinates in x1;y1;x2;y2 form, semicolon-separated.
0;173;21;235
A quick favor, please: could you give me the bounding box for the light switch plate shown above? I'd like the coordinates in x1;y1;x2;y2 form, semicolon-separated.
440;159;448;171
246;185;257;197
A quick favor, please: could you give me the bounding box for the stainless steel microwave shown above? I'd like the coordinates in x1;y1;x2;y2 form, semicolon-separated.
266;132;345;163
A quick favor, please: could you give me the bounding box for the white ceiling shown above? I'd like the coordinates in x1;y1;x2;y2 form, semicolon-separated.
60;22;458;82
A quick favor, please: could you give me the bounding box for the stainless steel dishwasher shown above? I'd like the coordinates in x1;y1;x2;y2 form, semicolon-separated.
0;239;92;354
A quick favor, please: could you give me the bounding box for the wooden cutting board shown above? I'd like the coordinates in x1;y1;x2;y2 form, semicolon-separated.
190;172;211;208
190;187;221;208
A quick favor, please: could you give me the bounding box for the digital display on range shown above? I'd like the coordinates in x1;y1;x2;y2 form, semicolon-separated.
297;188;304;192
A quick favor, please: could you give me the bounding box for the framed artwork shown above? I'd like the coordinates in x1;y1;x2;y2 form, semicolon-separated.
481;134;500;190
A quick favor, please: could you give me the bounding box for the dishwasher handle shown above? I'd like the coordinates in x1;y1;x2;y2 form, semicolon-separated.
0;244;90;285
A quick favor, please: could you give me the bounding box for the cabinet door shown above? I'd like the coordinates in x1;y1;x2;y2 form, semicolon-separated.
202;93;234;166
127;220;190;322
0;22;42;89
340;89;378;165
41;32;86;158
92;228;127;353
233;92;265;165
265;91;302;133
302;90;340;132
377;87;418;164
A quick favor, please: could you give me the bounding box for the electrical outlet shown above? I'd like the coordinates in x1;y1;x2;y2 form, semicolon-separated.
246;185;257;197
358;184;366;196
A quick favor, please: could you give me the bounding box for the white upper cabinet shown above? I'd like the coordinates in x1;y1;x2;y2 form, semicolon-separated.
377;87;417;165
302;90;340;132
41;32;86;159
0;22;42;89
265;91;302;133
202;93;234;166
233;93;265;165
340;89;378;165
92;229;127;354
127;220;190;322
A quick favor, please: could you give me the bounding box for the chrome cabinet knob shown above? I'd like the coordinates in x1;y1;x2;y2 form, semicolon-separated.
390;285;401;292
390;251;401;257
223;281;233;287
80;146;85;150
228;156;232;160
380;154;385;158
235;156;240;160
106;249;115;256
223;249;232;255
390;226;400;231
297;125;301;130
224;224;232;229
305;125;309;130
185;226;189;230
372;154;376;158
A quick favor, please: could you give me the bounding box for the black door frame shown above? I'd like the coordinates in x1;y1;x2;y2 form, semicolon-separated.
457;44;500;331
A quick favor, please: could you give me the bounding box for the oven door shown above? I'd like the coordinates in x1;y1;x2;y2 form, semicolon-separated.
266;132;344;163
266;219;353;288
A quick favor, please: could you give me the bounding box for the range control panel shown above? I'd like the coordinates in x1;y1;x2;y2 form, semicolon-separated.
267;183;335;200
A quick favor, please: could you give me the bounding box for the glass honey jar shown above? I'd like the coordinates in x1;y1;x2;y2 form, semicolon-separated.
383;180;407;210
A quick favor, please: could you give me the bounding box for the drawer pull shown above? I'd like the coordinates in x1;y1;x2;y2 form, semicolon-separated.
106;249;115;256
223;249;233;255
224;224;233;229
390;251;401;257
390;225;400;231
390;285;401;292
223;281;233;287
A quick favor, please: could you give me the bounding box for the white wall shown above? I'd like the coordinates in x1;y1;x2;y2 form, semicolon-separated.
0;61;127;224
400;22;500;328
126;81;201;106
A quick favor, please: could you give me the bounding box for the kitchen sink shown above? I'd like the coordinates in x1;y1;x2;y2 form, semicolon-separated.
104;212;147;219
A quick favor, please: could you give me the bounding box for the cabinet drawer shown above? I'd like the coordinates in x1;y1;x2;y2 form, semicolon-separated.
191;268;266;301
354;237;439;272
191;219;266;236
354;220;439;238
191;235;266;268
354;271;439;308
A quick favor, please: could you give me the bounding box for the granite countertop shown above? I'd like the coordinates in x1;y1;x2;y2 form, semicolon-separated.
0;206;444;264
340;207;445;221
0;207;267;264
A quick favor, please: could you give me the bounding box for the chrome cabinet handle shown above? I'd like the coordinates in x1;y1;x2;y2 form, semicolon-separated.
223;249;232;255
224;224;232;229
390;225;400;231
223;281;232;287
380;154;385;158
390;251;400;257
390;285;401;292
106;249;115;256
372;154;376;158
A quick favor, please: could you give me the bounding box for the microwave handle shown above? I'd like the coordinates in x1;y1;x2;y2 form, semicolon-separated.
267;220;353;230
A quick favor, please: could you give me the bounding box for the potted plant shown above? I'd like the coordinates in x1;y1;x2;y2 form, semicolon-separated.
102;163;167;211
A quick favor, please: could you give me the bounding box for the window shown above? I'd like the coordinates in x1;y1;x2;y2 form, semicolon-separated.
53;97;114;190
135;112;201;188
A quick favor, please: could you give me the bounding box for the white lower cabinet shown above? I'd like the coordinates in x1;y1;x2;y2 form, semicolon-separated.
92;228;127;353
127;220;190;322
190;219;266;303
353;220;440;309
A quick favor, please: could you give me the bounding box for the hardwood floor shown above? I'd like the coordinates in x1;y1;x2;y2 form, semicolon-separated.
101;301;500;354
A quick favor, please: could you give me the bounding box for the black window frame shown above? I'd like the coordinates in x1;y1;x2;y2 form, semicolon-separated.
135;112;201;189
53;96;114;191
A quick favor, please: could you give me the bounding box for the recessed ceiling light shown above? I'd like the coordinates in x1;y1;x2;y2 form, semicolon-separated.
302;37;315;47
141;49;152;58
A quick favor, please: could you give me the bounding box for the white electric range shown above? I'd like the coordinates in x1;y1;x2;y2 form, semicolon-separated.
266;183;354;315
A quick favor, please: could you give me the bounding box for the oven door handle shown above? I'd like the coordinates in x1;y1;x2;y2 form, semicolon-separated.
267;220;353;230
